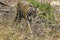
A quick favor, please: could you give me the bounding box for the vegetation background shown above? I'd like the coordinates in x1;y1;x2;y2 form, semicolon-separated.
0;0;60;40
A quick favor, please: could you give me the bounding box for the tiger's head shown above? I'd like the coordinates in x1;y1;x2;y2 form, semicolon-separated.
27;6;38;18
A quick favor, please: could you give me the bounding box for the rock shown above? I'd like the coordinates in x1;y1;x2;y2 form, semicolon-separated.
50;1;60;7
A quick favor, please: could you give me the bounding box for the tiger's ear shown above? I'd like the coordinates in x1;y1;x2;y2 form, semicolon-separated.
29;4;33;7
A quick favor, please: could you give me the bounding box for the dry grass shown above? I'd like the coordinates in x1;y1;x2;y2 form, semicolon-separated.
0;0;60;40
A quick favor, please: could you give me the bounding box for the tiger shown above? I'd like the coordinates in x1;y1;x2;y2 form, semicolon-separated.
12;0;38;25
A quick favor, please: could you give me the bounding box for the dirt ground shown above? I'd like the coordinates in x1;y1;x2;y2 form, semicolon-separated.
0;0;60;40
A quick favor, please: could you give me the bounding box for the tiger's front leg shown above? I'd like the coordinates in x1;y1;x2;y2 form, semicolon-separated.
27;15;32;24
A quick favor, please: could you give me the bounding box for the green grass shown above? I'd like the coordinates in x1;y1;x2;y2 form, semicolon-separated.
26;0;57;24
